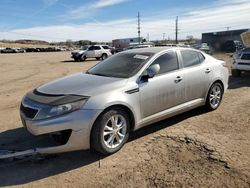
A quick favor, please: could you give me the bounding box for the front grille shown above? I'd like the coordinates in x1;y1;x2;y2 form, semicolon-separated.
20;103;39;119
238;62;250;66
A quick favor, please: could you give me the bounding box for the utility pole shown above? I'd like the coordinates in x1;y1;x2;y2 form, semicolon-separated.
137;12;141;45
175;16;178;44
147;33;149;42
163;33;166;40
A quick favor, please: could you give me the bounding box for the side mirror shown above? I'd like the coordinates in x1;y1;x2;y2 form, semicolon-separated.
141;64;160;81
147;64;160;78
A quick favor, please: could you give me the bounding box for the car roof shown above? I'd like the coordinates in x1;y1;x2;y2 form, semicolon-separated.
94;44;108;46
123;47;194;54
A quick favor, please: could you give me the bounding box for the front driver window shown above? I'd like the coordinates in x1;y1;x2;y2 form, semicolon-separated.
150;51;179;75
88;46;95;51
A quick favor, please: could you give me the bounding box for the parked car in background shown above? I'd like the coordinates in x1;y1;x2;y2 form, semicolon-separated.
20;47;228;155
25;48;40;53
0;47;5;52
0;48;17;53
15;48;26;53
71;45;112;62
232;51;250;76
221;40;243;53
199;43;212;55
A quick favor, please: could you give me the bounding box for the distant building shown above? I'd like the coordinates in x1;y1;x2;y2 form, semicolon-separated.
202;29;249;51
112;37;143;48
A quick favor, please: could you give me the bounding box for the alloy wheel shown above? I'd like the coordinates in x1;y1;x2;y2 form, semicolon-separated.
103;114;127;149
209;84;222;109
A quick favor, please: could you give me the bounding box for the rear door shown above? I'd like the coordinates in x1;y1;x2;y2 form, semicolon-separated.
139;51;184;118
179;49;211;102
94;46;102;57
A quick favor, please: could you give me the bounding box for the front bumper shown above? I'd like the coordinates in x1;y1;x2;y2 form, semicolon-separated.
21;109;102;154
232;63;250;71
71;53;81;59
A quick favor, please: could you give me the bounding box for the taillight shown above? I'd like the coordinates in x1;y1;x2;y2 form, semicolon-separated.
221;62;227;67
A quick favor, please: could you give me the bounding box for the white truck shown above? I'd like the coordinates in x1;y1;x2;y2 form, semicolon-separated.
232;31;250;76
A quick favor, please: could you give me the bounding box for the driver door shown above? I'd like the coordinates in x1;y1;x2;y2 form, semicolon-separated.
86;46;95;58
139;51;184;119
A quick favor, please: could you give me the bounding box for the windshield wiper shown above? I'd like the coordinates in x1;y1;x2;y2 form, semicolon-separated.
91;73;108;77
86;71;108;77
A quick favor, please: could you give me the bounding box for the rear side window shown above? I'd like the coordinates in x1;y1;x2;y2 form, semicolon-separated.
198;53;205;62
241;53;250;60
181;50;201;67
102;46;109;49
151;51;179;75
94;46;101;50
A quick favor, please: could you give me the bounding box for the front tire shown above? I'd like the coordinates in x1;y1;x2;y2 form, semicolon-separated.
205;82;223;111
74;57;80;62
80;55;86;61
91;108;130;155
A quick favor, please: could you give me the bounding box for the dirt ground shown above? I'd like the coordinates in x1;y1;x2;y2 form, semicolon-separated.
0;52;249;187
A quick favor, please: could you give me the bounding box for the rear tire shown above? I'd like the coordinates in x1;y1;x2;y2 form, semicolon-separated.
232;69;241;77
101;53;108;60
205;82;223;111
91;108;130;155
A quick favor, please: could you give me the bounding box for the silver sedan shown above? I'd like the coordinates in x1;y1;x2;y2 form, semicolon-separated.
20;47;229;155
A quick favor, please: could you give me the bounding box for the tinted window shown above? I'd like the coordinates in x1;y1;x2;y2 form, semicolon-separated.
94;46;101;50
102;46;109;49
87;52;153;78
181;50;201;67
241;53;250;60
80;46;89;50
88;46;95;51
198;52;205;62
151;51;179;75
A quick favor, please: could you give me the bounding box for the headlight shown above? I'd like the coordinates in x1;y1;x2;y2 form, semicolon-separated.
35;99;88;120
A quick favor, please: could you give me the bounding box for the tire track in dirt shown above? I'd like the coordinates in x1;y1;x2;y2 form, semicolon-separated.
100;134;250;188
0;69;41;86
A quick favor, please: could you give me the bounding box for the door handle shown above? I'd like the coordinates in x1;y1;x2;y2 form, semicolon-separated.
175;76;183;83
205;68;211;73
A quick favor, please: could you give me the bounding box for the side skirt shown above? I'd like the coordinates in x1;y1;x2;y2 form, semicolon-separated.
135;98;205;130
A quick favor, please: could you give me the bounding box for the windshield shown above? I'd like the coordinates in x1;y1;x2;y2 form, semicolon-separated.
241;53;250;60
80;46;89;50
87;52;153;78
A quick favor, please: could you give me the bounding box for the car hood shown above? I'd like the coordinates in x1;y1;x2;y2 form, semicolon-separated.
36;73;128;96
72;50;86;54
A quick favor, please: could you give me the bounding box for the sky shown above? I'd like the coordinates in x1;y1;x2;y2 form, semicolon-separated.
0;0;249;42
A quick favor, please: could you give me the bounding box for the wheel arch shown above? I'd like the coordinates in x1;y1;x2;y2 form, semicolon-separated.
205;79;225;100
90;104;136;134
107;104;135;130
89;104;136;151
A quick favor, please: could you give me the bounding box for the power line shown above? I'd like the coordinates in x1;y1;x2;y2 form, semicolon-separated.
163;33;166;40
